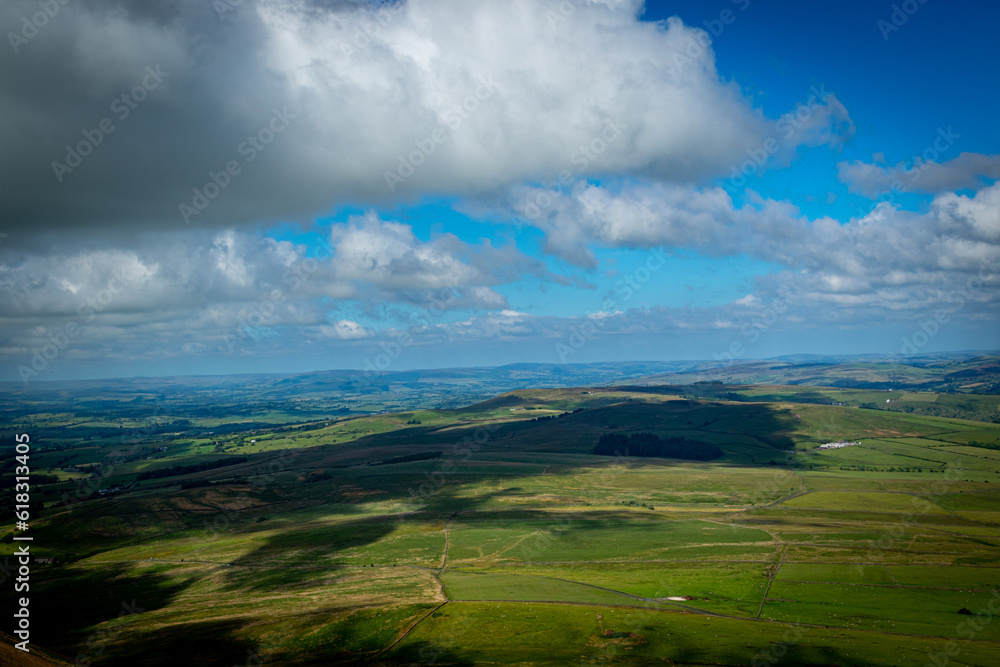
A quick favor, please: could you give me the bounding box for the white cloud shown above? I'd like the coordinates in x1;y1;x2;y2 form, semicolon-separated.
0;212;550;326
933;182;1000;242
319;320;372;340
0;210;568;373
0;0;992;379
504;181;739;266
326;211;563;310
501;179;1000;320
329;211;484;290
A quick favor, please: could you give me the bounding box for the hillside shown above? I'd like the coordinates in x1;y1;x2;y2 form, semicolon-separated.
3;385;1000;665
3;353;995;439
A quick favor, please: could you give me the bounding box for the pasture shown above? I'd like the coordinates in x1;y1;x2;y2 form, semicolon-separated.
2;386;999;665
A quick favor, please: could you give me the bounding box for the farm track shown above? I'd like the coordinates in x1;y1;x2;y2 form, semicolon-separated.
922;524;995;540
755;548;784;620
753;505;973;516
754;543;992;555
366;601;449;665
439;510;461;570
762;489;810;508
449;596;727;617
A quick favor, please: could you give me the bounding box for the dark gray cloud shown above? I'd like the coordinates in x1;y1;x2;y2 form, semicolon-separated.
1;0;839;242
838;151;1000;198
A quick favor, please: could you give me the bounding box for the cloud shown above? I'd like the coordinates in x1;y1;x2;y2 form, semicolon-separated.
498;179;1000;318
330;211;487;290
2;0;992;380
2;0;852;239
503;181;739;267
327;211;565;310
0;207;578;375
319;320;372;339
5;174;995;380
0;209;554;323
838;152;1000;197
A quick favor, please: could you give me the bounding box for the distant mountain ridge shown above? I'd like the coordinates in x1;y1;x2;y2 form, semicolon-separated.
1;352;996;430
641;353;1000;393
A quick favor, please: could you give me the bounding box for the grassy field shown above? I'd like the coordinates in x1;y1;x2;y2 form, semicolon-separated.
2;385;999;665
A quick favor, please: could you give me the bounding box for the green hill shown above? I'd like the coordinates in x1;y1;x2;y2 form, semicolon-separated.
3;384;1000;665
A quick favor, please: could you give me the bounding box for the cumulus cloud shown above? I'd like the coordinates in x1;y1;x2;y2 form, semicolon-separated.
349;181;1000;361
499;179;1000;318
503;181;739;267
0;211;563;375
319;320;372;339
1;0;853;238
4;176;995;379
838;151;1000;198
326;211;566;309
0;211;551;320
1;0;992;379
331;212;490;291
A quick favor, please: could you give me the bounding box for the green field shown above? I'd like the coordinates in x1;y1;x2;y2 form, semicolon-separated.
779;491;950;514
2;384;1000;665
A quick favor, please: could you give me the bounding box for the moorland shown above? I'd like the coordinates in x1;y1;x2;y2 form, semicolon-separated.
2;353;999;665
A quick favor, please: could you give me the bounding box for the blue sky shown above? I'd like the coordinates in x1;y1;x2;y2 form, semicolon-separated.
652;0;1000;217
2;0;998;380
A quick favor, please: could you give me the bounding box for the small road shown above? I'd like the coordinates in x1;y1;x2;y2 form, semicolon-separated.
762;489;810;509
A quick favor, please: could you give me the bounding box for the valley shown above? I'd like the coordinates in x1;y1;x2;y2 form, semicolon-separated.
2;364;999;665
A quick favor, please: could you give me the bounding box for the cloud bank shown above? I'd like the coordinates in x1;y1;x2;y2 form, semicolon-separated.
3;0;849;236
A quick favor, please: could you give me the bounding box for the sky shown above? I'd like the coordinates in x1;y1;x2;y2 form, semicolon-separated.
1;0;998;382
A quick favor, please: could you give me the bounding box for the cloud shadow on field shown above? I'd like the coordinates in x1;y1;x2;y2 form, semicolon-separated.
93;618;255;667
13;563;196;660
217;485;512;592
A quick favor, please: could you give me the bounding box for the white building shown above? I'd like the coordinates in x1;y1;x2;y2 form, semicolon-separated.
818;441;861;450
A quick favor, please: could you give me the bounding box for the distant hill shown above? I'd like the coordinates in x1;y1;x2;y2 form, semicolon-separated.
1;353;995;434
0;361;693;430
634;353;1000;394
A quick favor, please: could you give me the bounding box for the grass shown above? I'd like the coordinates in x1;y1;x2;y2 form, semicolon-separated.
776;562;896;585
446;517;773;565
3;386;1000;665
779;491;950;513
387;601;1000;666
441;571;645;605
762;581;1000;639
887;565;1000;589
484;561;769;617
